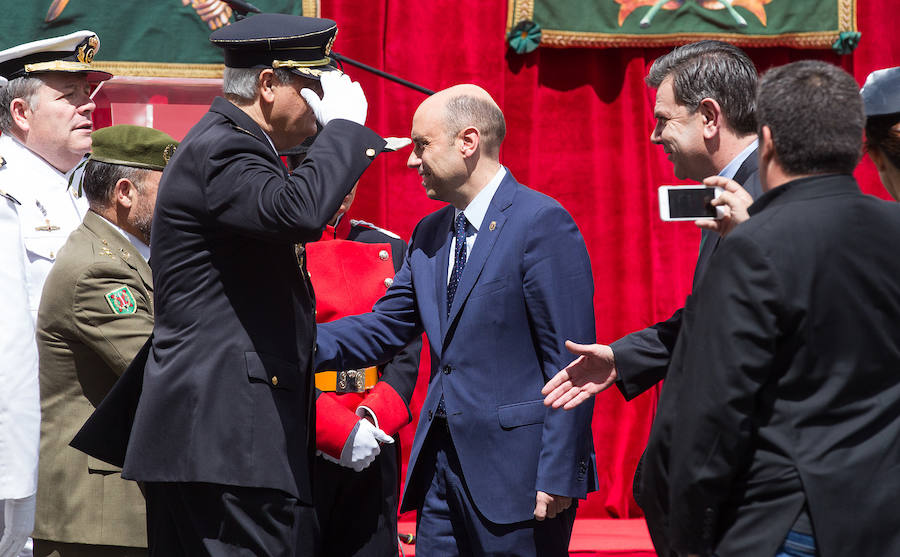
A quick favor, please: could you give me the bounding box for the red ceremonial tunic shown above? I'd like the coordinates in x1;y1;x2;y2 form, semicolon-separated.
307;216;412;457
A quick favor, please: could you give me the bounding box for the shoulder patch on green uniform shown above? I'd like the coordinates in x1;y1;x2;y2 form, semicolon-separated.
105;285;137;315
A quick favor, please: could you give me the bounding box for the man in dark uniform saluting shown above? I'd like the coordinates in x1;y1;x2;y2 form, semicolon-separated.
111;13;390;556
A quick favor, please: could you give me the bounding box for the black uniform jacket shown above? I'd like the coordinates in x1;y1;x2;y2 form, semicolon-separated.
73;97;386;504
641;174;900;556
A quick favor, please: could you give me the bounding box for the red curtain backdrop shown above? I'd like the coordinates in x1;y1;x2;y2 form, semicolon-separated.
320;0;900;518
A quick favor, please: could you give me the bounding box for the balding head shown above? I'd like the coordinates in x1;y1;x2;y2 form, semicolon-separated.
408;84;506;207
421;84;506;155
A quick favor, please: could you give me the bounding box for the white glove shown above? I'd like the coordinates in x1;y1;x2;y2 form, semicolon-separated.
300;71;367;127
0;494;35;557
321;419;393;472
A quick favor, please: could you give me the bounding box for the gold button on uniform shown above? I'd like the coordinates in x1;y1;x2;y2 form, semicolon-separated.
384;278;394;288
271;376;278;386
378;250;389;261
365;148;376;158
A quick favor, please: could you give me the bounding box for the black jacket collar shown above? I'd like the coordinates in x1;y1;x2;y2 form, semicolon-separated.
748;173;859;216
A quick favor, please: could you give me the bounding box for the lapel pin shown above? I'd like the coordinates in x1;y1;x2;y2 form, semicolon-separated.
489;221;496;231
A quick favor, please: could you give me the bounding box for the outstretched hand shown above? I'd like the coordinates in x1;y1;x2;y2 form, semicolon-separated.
542;341;618;410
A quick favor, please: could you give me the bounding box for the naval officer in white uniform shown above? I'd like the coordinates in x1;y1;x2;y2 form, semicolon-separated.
0;31;111;557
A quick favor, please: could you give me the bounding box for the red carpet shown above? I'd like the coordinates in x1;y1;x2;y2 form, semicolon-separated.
396;518;656;556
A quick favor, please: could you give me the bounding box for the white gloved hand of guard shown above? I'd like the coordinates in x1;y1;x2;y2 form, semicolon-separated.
0;494;35;557
300;71;368;127
324;419;393;472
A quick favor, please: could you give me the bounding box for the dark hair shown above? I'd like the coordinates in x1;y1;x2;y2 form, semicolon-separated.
757;60;863;176
444;94;506;152
82;159;151;209
646;40;758;136
866;112;900;170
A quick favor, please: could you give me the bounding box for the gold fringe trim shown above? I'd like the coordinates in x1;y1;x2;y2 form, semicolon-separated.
536;29;847;49
92;61;225;78
838;0;857;32
507;0;857;49
302;0;320;17
507;0;534;30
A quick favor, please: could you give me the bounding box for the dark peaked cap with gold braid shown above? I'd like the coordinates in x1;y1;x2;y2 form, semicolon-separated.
209;13;339;80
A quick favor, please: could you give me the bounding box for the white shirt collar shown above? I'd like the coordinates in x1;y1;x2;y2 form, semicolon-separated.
260;129;279;156
107;219;151;262
456;166;507;231
718;138;759;180
2;133;69;180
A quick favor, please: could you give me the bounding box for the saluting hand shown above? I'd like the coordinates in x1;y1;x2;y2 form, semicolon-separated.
300;71;368;127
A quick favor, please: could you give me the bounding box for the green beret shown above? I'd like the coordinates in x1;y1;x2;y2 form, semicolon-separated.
89;125;179;171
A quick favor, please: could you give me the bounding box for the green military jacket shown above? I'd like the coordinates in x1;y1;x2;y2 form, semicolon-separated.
34;210;152;547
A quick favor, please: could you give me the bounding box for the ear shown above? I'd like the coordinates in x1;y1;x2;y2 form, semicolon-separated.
9;97;32;132
760;125;775;164
257;69;277;104
114;178;136;209
458;126;480;158
698;97;722;140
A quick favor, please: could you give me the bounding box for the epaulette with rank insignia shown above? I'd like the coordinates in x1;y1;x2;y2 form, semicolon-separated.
0;155;21;205
350;219;401;240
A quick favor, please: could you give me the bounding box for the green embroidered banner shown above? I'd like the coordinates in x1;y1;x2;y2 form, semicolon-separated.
507;0;859;55
0;1;318;77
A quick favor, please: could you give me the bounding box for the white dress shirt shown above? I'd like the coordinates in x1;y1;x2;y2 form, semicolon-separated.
447;166;507;283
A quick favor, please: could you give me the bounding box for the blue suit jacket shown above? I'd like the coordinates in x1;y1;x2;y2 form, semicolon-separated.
316;170;598;524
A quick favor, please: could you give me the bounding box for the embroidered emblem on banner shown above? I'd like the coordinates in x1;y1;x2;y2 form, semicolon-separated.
105;286;137;314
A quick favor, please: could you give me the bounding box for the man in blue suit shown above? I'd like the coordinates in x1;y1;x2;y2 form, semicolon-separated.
315;84;597;556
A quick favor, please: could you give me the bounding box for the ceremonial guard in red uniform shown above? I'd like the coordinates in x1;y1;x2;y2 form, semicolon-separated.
306;186;422;557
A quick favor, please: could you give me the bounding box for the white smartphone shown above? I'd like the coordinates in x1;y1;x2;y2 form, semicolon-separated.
658;185;725;221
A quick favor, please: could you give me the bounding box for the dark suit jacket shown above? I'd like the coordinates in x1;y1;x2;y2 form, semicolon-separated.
115;97;385;503
641;174;900;556
611;149;761;400
315;171;598;525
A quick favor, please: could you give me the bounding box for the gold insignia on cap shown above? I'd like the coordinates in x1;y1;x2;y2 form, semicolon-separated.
489;221;496;231
76;36;98;64
163;144;177;163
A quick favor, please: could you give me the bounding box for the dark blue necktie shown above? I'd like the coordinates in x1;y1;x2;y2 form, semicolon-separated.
447;211;468;317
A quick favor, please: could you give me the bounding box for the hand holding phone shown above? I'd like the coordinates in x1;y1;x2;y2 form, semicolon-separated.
658;185;724;221
694;176;754;237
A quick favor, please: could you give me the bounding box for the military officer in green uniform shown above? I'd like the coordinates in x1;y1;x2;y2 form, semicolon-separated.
33;125;177;557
